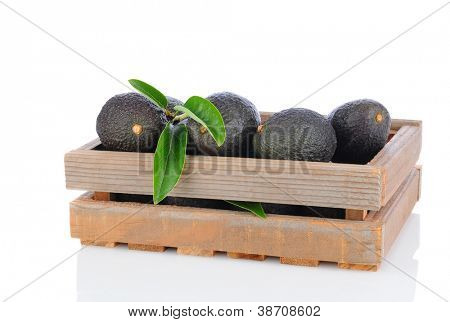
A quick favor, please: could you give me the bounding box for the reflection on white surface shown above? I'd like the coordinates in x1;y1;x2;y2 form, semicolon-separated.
77;213;420;301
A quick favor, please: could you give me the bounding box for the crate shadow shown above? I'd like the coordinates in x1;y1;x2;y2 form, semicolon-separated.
76;213;420;301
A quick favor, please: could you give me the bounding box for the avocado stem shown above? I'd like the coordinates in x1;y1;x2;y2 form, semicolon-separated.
132;123;144;136
164;109;176;118
172;113;189;122
375;112;383;123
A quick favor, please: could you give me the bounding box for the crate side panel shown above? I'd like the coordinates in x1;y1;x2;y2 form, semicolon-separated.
70;196;382;265
65;150;382;210
370;125;422;206
367;167;421;255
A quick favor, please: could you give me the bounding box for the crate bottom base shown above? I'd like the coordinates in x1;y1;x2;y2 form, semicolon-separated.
79;240;379;271
70;168;421;272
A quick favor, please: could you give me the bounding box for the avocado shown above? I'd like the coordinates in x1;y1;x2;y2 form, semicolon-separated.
110;193;235;210
96;92;168;152
329;99;391;164
166;96;184;115
262;203;344;219
110;193;344;219
164;196;234;210
253;108;337;162
186;92;261;157
110;193;153;204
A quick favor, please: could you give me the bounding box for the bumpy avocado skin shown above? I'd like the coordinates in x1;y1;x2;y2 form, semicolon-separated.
166;96;184;114
262;203;344;219
164;196;234;210
96;92;168;152
111;193;154;204
253;108;337;162
329;99;391;164
187;92;261;157
111;193;235;209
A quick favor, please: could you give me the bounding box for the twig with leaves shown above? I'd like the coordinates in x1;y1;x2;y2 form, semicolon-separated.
129;79;266;218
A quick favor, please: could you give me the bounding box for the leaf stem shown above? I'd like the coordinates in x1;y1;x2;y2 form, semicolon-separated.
172;113;189;122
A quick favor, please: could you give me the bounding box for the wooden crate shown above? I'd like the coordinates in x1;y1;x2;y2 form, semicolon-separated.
65;115;422;217
70;166;421;271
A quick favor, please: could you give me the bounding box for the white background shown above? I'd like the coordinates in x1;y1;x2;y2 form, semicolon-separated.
0;0;449;314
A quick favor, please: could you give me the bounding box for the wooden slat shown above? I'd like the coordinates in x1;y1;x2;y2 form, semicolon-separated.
68;177;380;200
228;252;267;261
76;138;101;151
70;199;382;266
177;247;215;257
65;153;382;211
128;244;166;252
65;166;381;186
337;263;379;272
81;240;117;248
416;165;422;200
366;166;421;255
66;150;378;173
67;182;380;209
280;258;319;267
390;119;422;131
345;209;368;221
66;170;381;189
370;125;422;206
93;192;110;201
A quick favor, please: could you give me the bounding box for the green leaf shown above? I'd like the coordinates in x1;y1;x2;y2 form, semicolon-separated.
174;96;226;146
128;79;168;109
153;123;188;204
225;200;267;218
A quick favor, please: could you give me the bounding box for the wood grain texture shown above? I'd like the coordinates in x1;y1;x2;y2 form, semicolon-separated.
366;166;421;255
177;247;215;257
81;240;117;248
128;244;166;252
280;258;319;267
70;198;382;265
370;124;422;206
337;263;379;272
345;209;368;221
76;138;101;151
93;192;110;201
416;165;422;201
70;168;420;270
228;252;267;261
65;117;420;211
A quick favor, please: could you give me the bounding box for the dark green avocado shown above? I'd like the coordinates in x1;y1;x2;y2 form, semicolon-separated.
164;196;234;210
253;108;337;162
186;92;261;157
110;193;235;210
110;193;344;219
262;203;344;219
96;92;168;152
166;96;184;115
329;99;391;164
